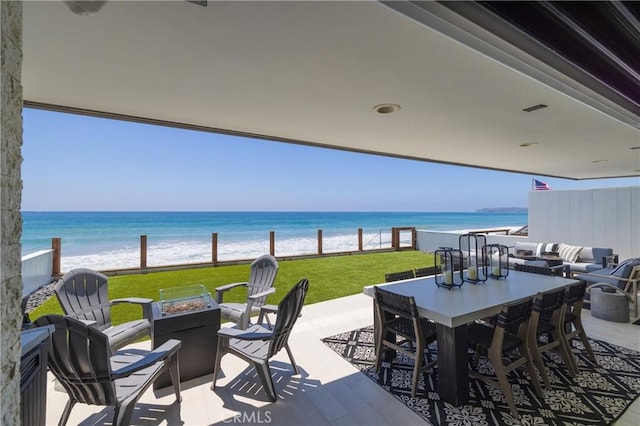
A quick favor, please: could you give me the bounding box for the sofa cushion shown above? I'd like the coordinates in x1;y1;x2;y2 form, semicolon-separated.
570;262;605;273
558;243;583;263
577;247;614;264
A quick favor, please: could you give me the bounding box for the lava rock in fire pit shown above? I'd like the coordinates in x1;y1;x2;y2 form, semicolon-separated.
162;301;207;316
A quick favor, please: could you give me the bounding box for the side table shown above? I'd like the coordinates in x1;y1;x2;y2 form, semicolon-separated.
151;301;221;390
21;325;54;426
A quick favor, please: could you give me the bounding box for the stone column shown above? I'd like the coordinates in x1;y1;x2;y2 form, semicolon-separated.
0;1;23;425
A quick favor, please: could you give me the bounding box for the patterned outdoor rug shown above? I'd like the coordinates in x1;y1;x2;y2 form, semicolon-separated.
322;326;640;425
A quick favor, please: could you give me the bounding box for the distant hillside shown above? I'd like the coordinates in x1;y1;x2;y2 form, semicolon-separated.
476;207;528;213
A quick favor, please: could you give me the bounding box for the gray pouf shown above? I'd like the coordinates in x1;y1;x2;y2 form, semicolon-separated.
590;286;630;323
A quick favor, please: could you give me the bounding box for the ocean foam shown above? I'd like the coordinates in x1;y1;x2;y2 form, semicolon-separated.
61;232;394;271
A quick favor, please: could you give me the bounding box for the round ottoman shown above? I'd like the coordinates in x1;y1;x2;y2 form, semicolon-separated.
590;286;630;323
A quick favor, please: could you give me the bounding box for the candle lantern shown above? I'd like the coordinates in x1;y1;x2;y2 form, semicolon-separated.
459;233;487;284
434;247;464;289
485;244;510;278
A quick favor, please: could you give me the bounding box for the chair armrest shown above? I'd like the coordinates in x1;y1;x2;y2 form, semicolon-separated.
259;305;278;316
215;282;248;303
111;339;181;379
587;283;632;301
248;287;276;301
580;271;636;283
111;297;153;306
257;304;278;328
111;297;153;320
77;318;98;328
217;325;272;341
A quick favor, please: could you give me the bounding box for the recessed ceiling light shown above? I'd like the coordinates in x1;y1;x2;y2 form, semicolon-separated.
373;104;401;114
519;142;538;147
522;104;548;112
592;159;608;163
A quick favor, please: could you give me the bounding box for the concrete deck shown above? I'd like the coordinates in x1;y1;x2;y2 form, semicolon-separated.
45;294;640;425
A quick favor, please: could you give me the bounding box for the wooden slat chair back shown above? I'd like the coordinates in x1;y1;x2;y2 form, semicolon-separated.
54;268;152;351
34;314;181;426
561;281;597;372
373;286;437;397
384;270;416;282
467;298;543;418
213;279;309;402
527;287;575;388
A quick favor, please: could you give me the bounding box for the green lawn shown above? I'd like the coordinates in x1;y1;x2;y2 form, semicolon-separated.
30;250;434;326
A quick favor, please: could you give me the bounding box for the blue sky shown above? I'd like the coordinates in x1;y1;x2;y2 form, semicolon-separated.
22;108;639;212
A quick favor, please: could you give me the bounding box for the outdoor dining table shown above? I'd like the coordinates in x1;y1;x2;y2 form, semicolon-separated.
363;269;580;405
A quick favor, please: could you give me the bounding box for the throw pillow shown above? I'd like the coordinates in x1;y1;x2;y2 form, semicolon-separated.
558;243;583;263
536;243;559;256
611;258;640;277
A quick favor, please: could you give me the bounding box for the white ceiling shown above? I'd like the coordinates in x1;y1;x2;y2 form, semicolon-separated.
22;1;640;179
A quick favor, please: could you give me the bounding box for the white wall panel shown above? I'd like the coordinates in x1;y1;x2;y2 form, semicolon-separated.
529;186;639;260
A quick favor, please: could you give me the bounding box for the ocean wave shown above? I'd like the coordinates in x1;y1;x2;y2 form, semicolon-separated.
60;232;394;271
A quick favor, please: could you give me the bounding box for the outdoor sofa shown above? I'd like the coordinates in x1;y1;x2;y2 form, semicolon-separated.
507;242;615;273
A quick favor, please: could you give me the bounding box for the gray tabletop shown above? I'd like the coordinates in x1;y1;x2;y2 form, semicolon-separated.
364;270;580;327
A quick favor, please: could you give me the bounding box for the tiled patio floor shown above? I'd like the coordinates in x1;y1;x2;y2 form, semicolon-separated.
45;294;640;425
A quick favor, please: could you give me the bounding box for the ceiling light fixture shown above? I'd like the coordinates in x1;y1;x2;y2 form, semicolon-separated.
373;104;401;114
522;104;548;112
519;142;539;147
592;159;609;163
630;146;640;150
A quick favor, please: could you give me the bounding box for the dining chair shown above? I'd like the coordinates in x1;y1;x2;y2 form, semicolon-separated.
373;286;437;397
561;281;597;373
384;270;416;282
54;268;153;351
414;266;437;277
527;287;575;388
212;278;309;402
215;254;279;329
468;297;543;418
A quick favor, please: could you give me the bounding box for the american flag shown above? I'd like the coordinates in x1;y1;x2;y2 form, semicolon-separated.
533;179;551;191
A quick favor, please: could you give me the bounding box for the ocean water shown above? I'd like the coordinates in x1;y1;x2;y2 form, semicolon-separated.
21;211;527;271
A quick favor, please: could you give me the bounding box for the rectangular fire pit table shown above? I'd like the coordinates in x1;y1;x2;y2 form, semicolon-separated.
151;300;221;390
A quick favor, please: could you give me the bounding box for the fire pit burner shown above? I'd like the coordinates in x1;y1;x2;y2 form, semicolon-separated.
159;284;211;317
